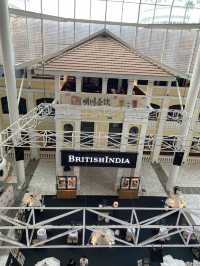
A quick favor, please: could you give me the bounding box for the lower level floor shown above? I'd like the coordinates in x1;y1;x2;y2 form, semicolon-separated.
23;159;200;197
5;195;199;266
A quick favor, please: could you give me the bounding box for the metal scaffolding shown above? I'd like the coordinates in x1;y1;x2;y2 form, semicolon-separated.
0;206;200;249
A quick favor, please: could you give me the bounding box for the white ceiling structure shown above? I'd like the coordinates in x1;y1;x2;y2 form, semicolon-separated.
0;0;200;77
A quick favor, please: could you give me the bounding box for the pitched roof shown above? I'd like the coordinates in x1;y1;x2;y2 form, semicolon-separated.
37;30;174;80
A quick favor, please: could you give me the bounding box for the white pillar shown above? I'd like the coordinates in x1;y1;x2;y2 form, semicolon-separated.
116;168;124;191
127;80;133;95
134;82;153;176
102;78;108;94
74;120;81;191
56;120;63;176
116;118;131;191
152;97;169;162
167;44;200;192
76;77;82;93
182;101;200;162
27;93;40;160
27;69;32;88
54;75;60;103
118;79;122;90
166;166;180;192
0;0;25;187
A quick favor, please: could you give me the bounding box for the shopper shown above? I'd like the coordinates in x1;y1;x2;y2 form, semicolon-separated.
80;256;89;266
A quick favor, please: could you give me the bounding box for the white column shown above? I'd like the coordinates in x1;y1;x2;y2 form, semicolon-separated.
134;82;153;176
167;44;200;192
118;79;122;90
27;93;40;160
56;120;63;176
166;166;180;192
127;80;133;95
76;77;82;93
0;0;25;187
116;168;124;191
152;97;169;162
116;118;131;191
74;120;81;191
102;78;108;94
54;75;60;103
182;101;200;162
27;69;32;89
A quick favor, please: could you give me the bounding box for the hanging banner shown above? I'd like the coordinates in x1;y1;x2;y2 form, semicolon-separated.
61;150;137;168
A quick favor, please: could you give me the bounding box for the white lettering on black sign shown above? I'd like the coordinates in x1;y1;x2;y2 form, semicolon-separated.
61;151;137;168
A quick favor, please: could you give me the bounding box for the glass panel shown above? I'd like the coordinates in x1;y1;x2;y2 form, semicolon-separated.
173;0;192;7
42;0;58;15
26;0;41;13
90;23;104;34
59;0;74;18
186;8;200;22
156;0;174;5
91;0;106;21
122;2;139;22
75;22;89;42
125;0;140;3
106;1;122;22
141;0;157;4
139;4;154;23
154;5;171;23
9;0;25;9
106;24;121;36
76;0;90;19
170;7;185;22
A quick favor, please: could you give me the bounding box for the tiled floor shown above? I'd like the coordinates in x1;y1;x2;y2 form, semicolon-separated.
161;163;200;189
27;160;167;197
140;162;167;197
80;167;117;195
28;159;56;195
26;159;200;197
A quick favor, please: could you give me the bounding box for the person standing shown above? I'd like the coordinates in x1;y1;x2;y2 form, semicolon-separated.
80;256;88;266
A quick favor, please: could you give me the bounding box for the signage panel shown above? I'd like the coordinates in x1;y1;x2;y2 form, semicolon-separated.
61;150;137;168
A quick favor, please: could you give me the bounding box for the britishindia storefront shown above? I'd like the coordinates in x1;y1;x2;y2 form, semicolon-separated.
56;150;139;198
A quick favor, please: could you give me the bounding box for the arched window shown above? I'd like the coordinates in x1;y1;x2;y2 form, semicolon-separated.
1;97;27;114
64;124;73;143
167;104;185;122
128;126;139;144
149;103;160;121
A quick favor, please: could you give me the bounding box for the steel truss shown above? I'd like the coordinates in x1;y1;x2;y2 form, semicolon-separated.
0;103;53;148
0;103;199;153
0;206;200;249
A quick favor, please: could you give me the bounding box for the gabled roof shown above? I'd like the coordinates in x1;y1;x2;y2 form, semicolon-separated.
36;30;175;80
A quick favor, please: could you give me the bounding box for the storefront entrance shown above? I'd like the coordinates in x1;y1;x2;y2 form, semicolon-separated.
80;167;117;195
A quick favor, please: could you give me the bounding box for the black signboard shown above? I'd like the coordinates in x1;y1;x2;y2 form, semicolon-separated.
61;150;138;168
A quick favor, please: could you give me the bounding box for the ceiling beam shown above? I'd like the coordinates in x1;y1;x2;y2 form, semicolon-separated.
9;8;200;30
